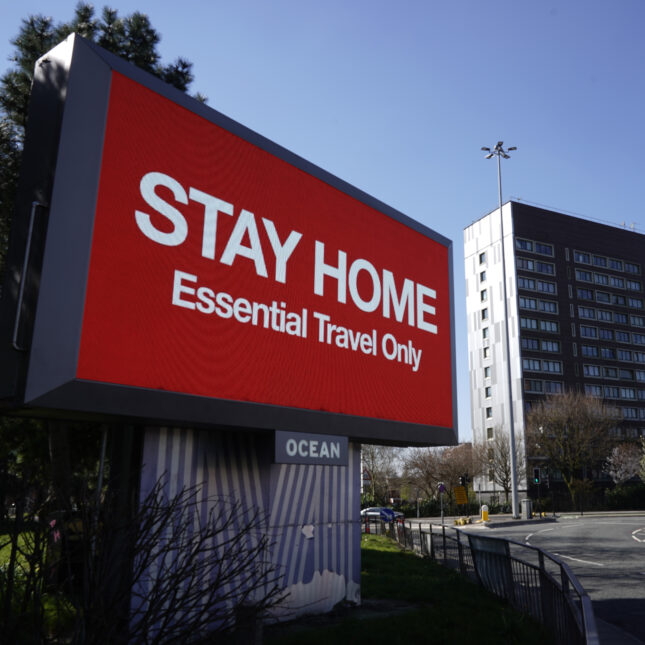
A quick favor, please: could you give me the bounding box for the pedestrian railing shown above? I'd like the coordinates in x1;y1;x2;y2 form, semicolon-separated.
392;522;599;645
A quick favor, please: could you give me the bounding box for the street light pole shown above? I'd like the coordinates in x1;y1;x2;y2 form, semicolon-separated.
481;141;520;519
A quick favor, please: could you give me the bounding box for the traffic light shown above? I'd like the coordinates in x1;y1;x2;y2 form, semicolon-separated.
533;468;540;484
458;476;465;486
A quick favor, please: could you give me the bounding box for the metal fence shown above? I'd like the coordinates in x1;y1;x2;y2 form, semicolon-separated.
391;522;599;645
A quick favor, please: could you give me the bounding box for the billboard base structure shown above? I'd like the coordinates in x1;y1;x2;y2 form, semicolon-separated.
138;427;361;625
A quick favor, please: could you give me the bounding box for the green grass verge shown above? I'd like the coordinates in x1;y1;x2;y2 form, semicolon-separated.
267;534;551;645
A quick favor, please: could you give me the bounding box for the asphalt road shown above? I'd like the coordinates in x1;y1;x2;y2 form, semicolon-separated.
468;515;645;644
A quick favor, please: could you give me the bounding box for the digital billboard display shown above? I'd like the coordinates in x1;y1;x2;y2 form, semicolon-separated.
18;35;456;444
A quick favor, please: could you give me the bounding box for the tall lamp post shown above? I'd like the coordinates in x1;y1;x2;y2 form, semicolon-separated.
481;141;520;519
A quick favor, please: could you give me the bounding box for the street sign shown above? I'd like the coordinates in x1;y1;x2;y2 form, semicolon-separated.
454;486;468;505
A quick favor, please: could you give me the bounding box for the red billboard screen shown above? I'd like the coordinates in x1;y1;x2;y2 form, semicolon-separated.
20;37;455;443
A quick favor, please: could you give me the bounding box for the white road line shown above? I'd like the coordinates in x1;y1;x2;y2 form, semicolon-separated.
552;552;605;567
631;528;645;543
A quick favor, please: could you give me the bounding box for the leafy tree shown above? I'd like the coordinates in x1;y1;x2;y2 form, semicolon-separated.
525;392;618;504
0;2;199;278
472;428;524;503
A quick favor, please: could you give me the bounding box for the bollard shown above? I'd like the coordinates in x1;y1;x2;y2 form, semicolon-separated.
481;504;489;522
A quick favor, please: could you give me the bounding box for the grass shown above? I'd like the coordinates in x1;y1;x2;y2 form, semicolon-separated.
266;534;551;645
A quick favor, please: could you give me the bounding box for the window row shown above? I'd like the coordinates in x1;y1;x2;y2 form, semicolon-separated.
577;306;645;327
579;325;645;344
522;358;562;373
524;379;563;394
580;345;645;363
515;238;554;257
521;337;561;353
576;288;643;309
519;296;558;314
584;383;645;401
520;317;559;333
516;256;556;275
582;364;645;381
574;250;640;274
517;276;557;294
575;269;641;291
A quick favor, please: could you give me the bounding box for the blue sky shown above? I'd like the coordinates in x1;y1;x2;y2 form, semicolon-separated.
3;1;645;441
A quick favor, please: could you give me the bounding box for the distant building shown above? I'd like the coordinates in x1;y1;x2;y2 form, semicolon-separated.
464;201;645;496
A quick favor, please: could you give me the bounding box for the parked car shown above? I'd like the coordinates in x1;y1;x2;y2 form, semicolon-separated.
360;507;403;522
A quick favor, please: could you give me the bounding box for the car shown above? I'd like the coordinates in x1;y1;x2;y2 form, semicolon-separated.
360;507;403;522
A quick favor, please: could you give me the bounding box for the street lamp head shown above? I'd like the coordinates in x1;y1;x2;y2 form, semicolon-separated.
485;152;494;159
495;141;504;150
481;146;491;152
508;146;517;151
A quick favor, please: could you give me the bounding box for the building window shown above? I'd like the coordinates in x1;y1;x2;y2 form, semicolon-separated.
484;366;491;378
625;262;640;274
483;347;490;359
481;308;489;320
620;387;636;399
520;317;538;330
542;360;562;373
578;306;596;319
604;386;619;398
522;358;541;371
597;310;612;321
481;289;488;302
609;258;623;271
615;330;630;343
480;270;487;282
485;407;493;418
540;320;559;333
540;340;560;352
580;325;598;338
631;315;645;327
595;291;610;303
618;349;633;362
581;345;598;358
613;294;626;306
537;280;556;294
634;352;645;363
485;386;492;398
536;261;555;275
574;250;591;264
598;328;613;340
518;277;536;290
517;257;534;271
486;427;494;440
479;252;486;264
524;379;543;393
594;273;609;286
535;242;554;256
482;327;489;339
544;381;563;394
610;276;625;289
629;297;644;309
577;288;594;300
622;408;638;419
539;300;558;314
585;384;602;396
575;269;593;282
603;366;618;379
636;370;645;382
516;239;533;252
583;364;601;377
519;296;538;310
601;347;616;360
593;255;607;267
633;333;645;345
615;312;628;324
627;280;642;291
521;337;539;350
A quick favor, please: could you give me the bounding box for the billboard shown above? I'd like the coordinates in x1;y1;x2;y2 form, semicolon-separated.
7;35;456;444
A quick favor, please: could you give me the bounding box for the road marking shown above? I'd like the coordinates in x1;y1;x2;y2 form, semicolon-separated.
631;528;645;543
525;527;553;545
552;553;604;567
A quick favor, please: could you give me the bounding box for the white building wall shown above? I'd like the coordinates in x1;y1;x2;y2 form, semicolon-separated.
464;203;526;498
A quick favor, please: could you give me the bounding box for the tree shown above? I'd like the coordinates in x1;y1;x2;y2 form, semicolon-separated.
605;442;641;486
360;444;401;506
525;392;618;504
0;2;199;277
472;429;524;503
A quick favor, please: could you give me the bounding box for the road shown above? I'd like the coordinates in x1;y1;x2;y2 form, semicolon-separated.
466;515;645;644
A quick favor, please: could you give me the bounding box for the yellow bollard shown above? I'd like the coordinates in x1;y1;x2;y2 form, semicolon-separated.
481;504;489;522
